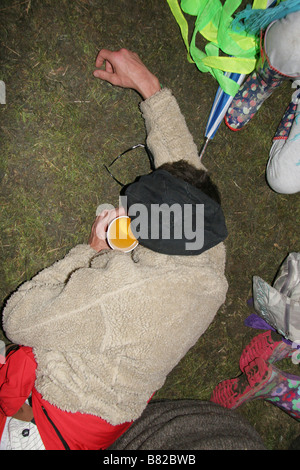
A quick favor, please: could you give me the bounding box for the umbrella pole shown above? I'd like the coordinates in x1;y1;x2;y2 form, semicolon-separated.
199;137;210;160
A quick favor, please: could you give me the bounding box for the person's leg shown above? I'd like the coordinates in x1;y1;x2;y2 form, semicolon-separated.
211;332;300;421
265;11;300;77
211;357;300;420
225;11;300;130
266;99;300;194
225;54;286;130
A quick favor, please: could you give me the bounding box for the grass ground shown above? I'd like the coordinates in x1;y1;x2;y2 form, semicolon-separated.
1;0;299;450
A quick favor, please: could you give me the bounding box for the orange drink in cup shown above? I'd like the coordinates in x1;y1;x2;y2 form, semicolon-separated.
107;216;138;252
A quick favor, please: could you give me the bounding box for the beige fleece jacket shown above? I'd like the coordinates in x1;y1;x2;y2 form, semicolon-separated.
3;89;227;425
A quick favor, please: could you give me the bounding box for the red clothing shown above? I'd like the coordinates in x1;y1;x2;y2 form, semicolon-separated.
0;412;6;442
0;346;132;450
0;346;36;416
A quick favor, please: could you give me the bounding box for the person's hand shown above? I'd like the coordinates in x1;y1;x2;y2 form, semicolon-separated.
89;206;126;252
93;48;161;99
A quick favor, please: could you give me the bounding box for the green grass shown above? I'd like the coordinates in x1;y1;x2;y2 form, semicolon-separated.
1;0;300;450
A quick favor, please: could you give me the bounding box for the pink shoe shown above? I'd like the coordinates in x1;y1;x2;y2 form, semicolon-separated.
239;330;292;373
211;357;271;409
211;357;300;421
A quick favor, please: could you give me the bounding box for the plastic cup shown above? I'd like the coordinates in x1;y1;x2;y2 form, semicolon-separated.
107;216;138;252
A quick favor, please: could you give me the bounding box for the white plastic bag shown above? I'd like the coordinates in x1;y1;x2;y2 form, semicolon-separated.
253;253;300;342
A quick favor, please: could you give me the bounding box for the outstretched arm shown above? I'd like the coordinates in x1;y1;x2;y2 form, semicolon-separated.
93;48;161;99
93;48;205;171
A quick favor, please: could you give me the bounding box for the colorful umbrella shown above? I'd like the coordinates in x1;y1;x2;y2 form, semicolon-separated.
199;71;245;159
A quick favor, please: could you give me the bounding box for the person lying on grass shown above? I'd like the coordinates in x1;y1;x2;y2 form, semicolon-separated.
1;48;228;450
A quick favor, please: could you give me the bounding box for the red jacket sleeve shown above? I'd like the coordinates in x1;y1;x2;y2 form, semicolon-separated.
0;346;36;417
